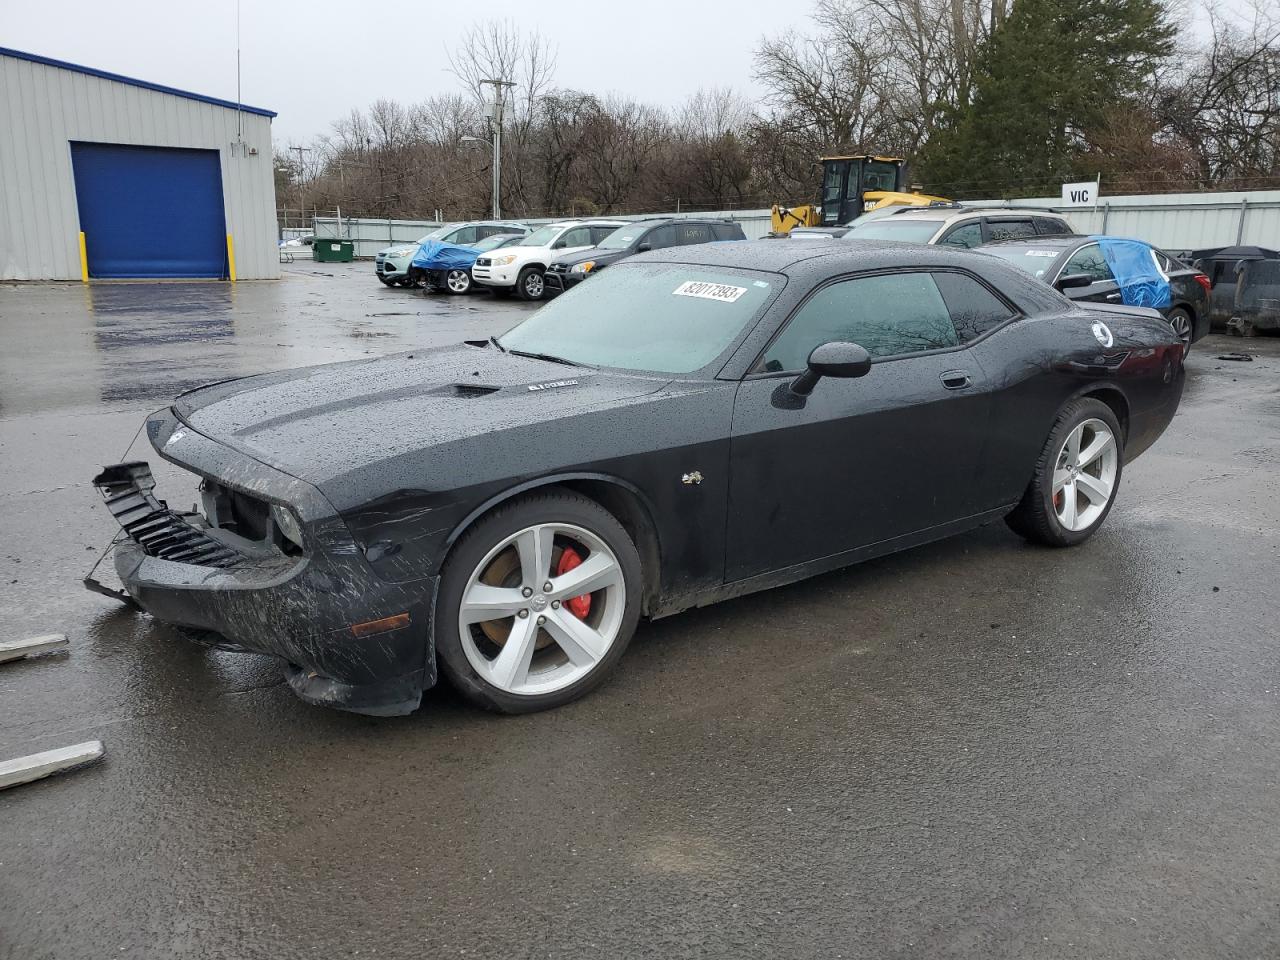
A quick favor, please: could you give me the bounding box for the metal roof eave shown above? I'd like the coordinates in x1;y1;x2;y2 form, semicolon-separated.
0;46;277;118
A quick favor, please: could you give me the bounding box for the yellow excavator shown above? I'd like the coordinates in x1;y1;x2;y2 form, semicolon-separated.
770;155;950;234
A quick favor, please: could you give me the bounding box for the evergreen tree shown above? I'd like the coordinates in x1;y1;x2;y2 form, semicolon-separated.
920;0;1175;197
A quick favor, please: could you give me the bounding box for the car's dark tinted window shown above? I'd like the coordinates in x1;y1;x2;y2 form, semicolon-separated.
1034;217;1071;236
674;222;714;245
588;225;619;244
759;272;959;372
986;219;1037;241
450;226;479;245
713;223;744;240
1062;243;1113;282
645;225;678;249
933;272;1015;341
939;222;983;249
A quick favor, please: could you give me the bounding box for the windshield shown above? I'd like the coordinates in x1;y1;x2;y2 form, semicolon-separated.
843;219;942;243
523;224;563;247
981;245;1065;279
499;263;778;374
416;224;460;244
597;225;644;250
474;234;518;252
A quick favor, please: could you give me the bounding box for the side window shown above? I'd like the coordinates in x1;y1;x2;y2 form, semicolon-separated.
556;226;592;248
758;272;959;373
713;223;744;241
1061;243;1113;282
938;222;983;249
985;219;1037;241
1034;218;1070;236
932;272;1015;342
588;225;617;244
644;225;678;249
449;226;479;245
674;223;713;245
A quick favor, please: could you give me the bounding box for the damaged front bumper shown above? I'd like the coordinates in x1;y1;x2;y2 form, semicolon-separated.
91;410;437;716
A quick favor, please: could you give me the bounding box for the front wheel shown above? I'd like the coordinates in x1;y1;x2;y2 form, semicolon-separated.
445;269;472;294
435;491;642;713
1005;398;1123;547
515;267;545;301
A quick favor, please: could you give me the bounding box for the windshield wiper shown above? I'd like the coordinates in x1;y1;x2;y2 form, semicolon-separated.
489;335;506;353
508;348;582;367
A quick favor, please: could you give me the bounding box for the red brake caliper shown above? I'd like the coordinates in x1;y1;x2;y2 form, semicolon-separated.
556;547;592;620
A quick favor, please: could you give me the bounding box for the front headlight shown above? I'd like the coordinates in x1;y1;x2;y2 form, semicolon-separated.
570;260;596;275
490;254;518;266
387;247;414;259
272;504;305;549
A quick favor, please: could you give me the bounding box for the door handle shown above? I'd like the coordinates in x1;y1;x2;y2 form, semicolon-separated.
1105;292;1122;302
940;370;972;390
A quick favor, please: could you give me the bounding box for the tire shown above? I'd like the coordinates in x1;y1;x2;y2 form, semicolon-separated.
445;269;472;295
1166;307;1193;353
435;490;642;713
515;266;546;301
1005;397;1124;547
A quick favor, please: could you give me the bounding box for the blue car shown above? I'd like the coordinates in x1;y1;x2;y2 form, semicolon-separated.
407;233;527;294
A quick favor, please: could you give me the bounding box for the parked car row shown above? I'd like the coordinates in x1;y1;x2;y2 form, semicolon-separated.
375;217;747;301
789;204;1212;352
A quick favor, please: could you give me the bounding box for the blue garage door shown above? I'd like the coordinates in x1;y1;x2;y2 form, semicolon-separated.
70;142;228;279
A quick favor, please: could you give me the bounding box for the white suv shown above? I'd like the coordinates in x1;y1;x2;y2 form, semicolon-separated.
472;220;626;300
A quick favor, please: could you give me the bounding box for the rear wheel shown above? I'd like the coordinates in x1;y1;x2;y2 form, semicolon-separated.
1166;307;1193;353
435;491;642;713
445;269;472;294
1005;398;1123;547
515;267;545;301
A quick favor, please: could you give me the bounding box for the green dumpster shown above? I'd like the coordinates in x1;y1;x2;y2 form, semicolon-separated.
313;238;354;263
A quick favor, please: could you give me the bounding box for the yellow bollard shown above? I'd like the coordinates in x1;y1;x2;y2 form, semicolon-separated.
78;231;89;282
226;234;237;282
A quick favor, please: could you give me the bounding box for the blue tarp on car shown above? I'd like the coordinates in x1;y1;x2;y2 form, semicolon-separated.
411;239;483;271
1095;236;1172;309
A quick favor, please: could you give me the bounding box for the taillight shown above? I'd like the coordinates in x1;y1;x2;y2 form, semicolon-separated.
1194;274;1212;294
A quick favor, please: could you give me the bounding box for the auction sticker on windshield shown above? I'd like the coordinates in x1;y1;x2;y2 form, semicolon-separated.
673;280;747;303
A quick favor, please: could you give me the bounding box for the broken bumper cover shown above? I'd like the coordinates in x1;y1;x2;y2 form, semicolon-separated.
92;413;437;716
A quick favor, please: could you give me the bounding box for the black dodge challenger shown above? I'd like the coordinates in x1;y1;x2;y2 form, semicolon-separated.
92;241;1185;715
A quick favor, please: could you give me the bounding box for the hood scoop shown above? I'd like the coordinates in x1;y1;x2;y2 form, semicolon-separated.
431;382;502;398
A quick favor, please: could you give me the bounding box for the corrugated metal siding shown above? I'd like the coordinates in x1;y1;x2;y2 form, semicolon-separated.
0;52;278;280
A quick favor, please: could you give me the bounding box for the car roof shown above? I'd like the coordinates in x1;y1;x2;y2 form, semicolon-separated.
877;206;1069;224
981;234;1087;249
636;237;1020;276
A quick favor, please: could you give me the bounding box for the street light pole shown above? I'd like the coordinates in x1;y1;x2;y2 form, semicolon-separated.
480;78;516;220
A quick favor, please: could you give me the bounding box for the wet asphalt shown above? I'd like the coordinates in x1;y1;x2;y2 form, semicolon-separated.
1;260;1278;959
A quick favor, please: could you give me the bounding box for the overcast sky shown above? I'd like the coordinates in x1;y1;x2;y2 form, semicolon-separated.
0;0;1252;146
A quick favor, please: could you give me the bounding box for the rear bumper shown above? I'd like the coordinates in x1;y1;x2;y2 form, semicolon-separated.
92;420;437;715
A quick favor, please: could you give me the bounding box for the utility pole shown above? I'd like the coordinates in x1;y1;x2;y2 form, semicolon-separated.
480;79;516;220
291;145;311;229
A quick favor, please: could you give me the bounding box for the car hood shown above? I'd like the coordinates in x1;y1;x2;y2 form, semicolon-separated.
554;248;628;269
172;344;671;493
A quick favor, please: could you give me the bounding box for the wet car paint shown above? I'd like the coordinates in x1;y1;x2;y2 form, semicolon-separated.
94;243;1183;715
2;261;1280;957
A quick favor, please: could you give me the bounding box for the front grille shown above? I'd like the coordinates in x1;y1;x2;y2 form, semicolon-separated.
546;263;568;275
93;462;242;568
476;257;491;267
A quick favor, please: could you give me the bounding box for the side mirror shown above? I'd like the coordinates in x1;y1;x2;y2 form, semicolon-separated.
636;242;652;253
791;341;872;396
1056;273;1094;291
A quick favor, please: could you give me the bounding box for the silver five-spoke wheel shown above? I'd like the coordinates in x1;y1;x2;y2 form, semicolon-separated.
446;269;471;294
457;522;625;696
1052;418;1118;532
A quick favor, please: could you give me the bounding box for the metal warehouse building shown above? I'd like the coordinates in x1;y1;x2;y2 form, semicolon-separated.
0;47;279;281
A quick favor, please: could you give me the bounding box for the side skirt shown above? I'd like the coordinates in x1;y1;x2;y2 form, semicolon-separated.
650;504;1017;618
